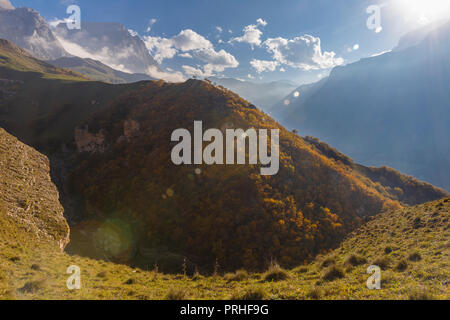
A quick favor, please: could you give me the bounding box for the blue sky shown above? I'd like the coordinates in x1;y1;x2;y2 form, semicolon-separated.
9;0;450;84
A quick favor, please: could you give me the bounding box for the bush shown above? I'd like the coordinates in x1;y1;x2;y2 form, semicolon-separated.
395;260;408;272
345;254;367;267
233;287;266;300
320;257;335;268
225;270;248;282
408;252;422;262
165;288;188;300
264;263;289;282
408;288;434;300
372;257;390;270
322;265;345;281
384;246;393;254
306;287;322;300
17;280;46;294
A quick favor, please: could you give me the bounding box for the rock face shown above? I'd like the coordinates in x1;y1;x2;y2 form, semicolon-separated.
0;7;69;60
54;22;159;74
0;127;69;249
0;0;14;10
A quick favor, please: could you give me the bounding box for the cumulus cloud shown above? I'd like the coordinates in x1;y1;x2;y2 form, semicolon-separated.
143;36;178;63
250;59;279;73
216;26;223;33
143;29;238;77
256;18;268;27
146;18;157;33
182;65;210;78
178;52;192;58
264;35;343;70
230;19;267;48
56;35;131;72
146;65;185;82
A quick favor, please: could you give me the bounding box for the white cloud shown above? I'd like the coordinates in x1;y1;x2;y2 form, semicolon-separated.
353;44;360;50
56;35;132;72
216;26;223;33
146;18;157;33
230;20;264;48
250;59;279;73
143;36;178;63
192;48;239;74
247;74;255;79
264;35;343;70
146;65;186;82
178;52;193;58
171;29;213;51
256;18;268;27
182;65;210;78
128;29;139;37
143;29;238;77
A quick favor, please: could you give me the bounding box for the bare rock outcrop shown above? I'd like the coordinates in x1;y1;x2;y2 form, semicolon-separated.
0;127;69;249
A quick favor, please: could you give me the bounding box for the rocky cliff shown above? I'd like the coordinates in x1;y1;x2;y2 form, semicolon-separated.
0;127;69;249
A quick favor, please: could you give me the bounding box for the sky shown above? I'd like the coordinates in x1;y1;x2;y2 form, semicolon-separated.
9;0;450;84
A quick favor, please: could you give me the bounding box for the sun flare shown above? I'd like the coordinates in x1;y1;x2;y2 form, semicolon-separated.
394;0;450;24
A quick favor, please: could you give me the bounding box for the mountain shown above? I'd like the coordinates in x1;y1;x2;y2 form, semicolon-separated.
54;22;159;75
208;77;297;112
48;56;154;84
0;39;88;82
275;22;450;191
61;80;446;271
0;0;13;10
0;47;446;273
0;6;69;60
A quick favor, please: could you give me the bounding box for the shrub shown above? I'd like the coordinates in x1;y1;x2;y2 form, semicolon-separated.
264;263;289;282
306;287;322;300
408;288;434;300
372;257;390;270
408;252;422;262
30;264;40;271
395;260;408;272
123;278;136;285
233;287;266;300
225;270;248;282
384;246;393;254
345;254;367;267
322;265;345;281
165;288;188;300
17;280;46;294
320;257;335;268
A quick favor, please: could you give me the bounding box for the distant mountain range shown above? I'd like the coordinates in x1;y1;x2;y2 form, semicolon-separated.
48;56;154;84
208;76;297;112
274;22;450;191
0;5;69;60
0;3;160;83
54;22;160;75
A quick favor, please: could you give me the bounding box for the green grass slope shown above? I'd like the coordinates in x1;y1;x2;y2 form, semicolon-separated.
1;197;448;300
0;39;88;81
